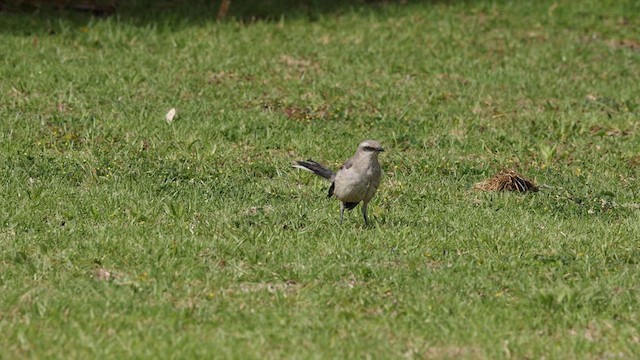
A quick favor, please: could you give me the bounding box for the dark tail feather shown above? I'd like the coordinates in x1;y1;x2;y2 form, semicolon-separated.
292;159;335;180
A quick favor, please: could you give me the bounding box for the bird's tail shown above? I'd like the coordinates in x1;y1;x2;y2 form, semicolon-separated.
292;159;335;181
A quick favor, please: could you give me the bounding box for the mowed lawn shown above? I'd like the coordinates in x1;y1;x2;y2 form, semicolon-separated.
1;0;639;358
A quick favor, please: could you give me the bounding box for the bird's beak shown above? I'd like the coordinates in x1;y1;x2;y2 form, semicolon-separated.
377;147;385;152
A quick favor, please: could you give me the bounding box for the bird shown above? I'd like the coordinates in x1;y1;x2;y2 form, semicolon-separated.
293;140;384;225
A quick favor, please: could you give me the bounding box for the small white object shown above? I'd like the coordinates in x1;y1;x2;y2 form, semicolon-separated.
165;108;176;123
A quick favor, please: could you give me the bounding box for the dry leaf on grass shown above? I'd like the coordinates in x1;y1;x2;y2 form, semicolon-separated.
216;0;231;21
279;55;319;72
589;125;628;137
235;280;300;294
92;267;113;281
165;108;176;123
609;38;640;51
474;170;538;193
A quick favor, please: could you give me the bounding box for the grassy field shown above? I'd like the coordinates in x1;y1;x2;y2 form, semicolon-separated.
1;0;639;358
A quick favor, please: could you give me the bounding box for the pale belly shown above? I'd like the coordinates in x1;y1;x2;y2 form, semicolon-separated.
333;168;380;203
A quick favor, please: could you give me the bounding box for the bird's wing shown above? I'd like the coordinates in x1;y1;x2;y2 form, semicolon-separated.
327;181;335;198
339;158;353;171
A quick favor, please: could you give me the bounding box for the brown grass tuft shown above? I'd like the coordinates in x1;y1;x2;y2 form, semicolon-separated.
474;170;538;193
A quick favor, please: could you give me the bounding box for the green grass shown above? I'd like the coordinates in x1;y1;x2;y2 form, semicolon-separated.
1;0;640;358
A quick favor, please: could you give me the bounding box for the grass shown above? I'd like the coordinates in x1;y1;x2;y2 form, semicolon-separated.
1;0;639;358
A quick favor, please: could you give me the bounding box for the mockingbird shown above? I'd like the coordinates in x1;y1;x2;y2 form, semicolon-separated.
293;140;384;225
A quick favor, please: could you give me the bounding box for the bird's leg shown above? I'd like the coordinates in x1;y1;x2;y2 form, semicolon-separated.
361;202;369;225
340;202;345;224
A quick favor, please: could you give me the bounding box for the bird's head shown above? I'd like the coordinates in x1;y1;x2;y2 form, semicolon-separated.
357;140;384;158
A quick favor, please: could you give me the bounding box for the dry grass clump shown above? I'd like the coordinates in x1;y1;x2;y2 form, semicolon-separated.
474;170;539;193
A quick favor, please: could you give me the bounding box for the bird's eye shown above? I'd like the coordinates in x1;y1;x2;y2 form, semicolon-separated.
363;146;374;151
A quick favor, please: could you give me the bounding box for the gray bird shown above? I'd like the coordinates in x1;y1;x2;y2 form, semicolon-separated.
293;140;384;225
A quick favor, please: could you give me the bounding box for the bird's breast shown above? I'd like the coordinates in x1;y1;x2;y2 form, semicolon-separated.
332;164;380;203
